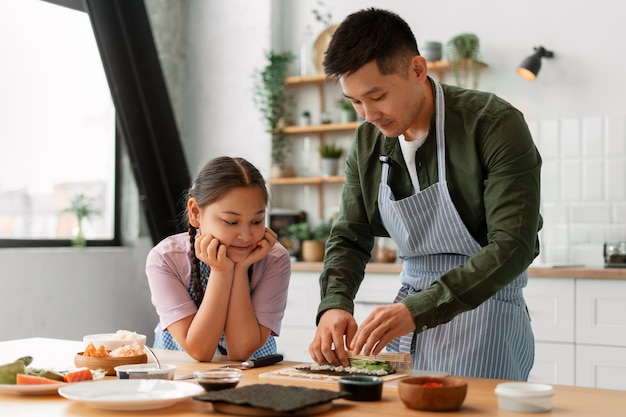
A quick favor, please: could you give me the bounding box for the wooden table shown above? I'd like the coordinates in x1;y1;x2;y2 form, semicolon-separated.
1;338;625;416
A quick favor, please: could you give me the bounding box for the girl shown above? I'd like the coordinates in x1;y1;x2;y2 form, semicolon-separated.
146;156;291;362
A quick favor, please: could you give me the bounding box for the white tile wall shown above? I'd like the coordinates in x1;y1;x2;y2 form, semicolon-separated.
534;115;626;266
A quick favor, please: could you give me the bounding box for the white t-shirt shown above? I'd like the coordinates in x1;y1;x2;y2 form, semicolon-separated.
399;134;428;193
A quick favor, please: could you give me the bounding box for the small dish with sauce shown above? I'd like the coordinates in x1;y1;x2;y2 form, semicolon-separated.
194;368;242;392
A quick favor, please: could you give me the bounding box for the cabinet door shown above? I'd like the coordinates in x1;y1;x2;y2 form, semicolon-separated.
528;342;575;386
279;272;319;361
524;278;575;343
576;279;626;347
353;273;400;323
576;345;626;390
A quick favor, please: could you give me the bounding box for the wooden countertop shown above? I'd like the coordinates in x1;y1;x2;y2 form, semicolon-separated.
1;338;625;416
291;261;626;279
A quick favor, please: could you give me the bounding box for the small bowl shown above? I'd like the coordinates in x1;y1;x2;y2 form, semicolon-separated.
495;382;554;413
83;331;147;350
74;352;147;376
115;364;176;380
338;375;384;402
398;376;467;411
194;368;243;391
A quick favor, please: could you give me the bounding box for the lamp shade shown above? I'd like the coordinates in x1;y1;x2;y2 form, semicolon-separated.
517;46;554;81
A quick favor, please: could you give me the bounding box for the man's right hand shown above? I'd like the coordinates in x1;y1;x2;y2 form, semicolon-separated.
308;309;358;367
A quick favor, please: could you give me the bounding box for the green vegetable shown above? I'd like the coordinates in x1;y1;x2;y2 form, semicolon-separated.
348;358;394;373
26;368;65;382
0;357;32;384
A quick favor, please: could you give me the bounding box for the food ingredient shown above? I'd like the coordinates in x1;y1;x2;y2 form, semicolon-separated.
63;367;93;383
83;341;144;358
303;358;395;376
0;356;33;384
423;382;443;388
16;374;63;385
0;356;104;385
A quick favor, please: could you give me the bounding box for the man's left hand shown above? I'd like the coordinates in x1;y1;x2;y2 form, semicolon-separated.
349;303;416;355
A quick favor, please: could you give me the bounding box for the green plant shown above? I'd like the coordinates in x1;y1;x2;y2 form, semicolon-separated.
252;50;295;169
338;98;354;111
63;193;100;247
287;219;333;242
445;33;482;89
320;142;343;159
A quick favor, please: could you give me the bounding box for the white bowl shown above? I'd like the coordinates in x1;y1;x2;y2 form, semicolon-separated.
494;382;554;413
83;330;147;350
115;364;176;380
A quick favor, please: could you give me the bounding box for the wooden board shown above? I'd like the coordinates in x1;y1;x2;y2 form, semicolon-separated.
259;365;409;383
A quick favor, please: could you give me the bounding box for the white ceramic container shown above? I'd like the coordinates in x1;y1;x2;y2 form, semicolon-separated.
494;382;554;413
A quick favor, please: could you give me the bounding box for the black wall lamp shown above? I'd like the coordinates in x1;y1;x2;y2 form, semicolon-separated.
517;46;554;81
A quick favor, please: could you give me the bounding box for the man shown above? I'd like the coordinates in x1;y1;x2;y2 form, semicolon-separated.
308;8;542;380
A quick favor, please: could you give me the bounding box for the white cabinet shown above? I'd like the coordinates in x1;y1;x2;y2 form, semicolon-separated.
575;279;626;389
277;271;319;362
525;276;626;390
576;279;626;347
524;278;576;385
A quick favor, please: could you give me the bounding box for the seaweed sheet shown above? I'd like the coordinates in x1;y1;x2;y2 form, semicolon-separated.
193;384;348;413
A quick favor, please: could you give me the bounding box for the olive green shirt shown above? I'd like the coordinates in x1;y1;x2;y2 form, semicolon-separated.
317;81;543;332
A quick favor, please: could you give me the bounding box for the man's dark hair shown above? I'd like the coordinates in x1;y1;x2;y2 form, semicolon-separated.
323;8;419;78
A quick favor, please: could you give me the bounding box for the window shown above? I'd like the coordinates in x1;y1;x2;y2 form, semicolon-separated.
0;0;117;246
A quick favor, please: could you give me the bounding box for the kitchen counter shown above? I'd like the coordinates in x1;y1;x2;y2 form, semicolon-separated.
1;338;625;416
292;261;626;279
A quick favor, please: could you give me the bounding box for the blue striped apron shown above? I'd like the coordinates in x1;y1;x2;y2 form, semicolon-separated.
380;81;534;380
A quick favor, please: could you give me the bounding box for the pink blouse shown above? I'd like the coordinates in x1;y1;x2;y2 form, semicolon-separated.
145;232;291;336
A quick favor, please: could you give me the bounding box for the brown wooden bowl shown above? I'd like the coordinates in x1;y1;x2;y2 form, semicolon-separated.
397;376;468;411
74;352;148;376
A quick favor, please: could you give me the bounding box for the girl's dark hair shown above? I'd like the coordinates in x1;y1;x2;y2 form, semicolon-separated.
184;156;268;303
323;8;419;78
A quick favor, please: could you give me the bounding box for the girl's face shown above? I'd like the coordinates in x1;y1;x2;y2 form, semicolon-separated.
189;186;267;263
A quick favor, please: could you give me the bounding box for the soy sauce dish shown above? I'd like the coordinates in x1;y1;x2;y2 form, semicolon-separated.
337;375;384;401
115;364;176;380
194;368;243;392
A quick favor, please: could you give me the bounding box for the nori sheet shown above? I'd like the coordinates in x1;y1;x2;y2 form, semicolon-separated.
193;384;348;413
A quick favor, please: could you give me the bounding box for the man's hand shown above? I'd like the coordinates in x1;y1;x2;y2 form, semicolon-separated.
308;309;357;367
350;303;416;355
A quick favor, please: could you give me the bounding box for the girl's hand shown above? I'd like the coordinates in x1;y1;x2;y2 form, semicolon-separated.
195;233;234;271
237;227;277;269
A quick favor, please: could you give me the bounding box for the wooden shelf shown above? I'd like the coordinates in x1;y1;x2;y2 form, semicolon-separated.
282;122;360;135
268;176;345;186
285;60;487;86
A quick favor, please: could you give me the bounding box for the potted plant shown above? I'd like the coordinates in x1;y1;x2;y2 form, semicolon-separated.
63;193;100;248
319;142;344;177
287;219;333;261
338;98;356;123
445;33;482;89
252;50;295;177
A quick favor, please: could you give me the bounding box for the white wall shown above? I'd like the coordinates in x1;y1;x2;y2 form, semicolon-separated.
2;0;624;344
0;239;155;343
181;0;626;266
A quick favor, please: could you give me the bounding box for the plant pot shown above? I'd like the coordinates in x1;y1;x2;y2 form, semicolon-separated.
340;109;356;123
321;158;340;177
301;240;325;262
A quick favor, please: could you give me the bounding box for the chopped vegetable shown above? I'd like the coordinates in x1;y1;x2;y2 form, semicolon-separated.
26;368;65;382
348;358;394;373
0;357;32;384
423;382;443;388
16;374;63;385
63;367;93;383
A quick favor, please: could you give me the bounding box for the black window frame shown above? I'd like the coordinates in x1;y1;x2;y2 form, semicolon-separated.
0;0;190;248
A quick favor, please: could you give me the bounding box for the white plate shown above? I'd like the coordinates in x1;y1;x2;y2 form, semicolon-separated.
0;383;66;396
58;379;205;411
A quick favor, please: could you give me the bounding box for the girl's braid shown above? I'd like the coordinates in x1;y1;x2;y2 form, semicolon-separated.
188;226;204;305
